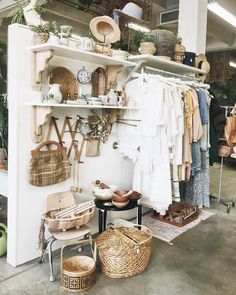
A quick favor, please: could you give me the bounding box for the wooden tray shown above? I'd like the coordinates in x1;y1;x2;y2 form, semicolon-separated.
152;202;199;227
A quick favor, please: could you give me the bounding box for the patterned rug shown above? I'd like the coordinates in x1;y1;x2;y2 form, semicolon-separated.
112;210;214;244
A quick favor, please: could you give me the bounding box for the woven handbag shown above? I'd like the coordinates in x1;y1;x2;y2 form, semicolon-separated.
29;140;71;187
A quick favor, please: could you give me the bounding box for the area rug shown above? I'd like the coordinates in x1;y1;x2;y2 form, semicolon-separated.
112;210;214;244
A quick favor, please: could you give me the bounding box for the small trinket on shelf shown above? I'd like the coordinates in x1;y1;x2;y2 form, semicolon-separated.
107;88;117;106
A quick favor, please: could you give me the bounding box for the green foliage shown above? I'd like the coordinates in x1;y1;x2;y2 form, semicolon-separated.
31;24;50;33
0;41;8;151
8;0;47;24
50;21;60;36
210;72;236;106
112;40;129;51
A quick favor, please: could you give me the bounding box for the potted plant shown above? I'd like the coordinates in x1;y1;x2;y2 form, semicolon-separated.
174;37;186;63
49;21;60;45
31;24;50;45
111;40;129;60
138;35;156;55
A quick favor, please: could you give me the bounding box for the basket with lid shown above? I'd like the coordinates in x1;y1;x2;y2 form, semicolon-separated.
96;224;152;278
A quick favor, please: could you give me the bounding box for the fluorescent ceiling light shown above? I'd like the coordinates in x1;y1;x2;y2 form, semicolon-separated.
229;61;236;68
127;23;150;32
208;2;236;28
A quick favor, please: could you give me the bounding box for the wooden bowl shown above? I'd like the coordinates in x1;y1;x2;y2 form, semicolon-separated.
112;200;129;208
129;191;142;201
112;195;129;203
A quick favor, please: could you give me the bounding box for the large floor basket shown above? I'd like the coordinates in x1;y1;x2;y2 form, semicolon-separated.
96;224;152;278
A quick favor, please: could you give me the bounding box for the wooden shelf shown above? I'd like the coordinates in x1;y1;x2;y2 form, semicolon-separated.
25;102;140;110
128;54;206;75
29;44;138;67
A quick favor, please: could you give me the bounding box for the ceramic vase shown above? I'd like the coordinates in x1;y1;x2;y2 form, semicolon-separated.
48;84;62;103
174;42;186;63
139;42;156;55
59;25;72;46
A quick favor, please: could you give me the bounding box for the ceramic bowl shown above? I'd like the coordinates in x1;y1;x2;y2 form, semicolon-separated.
112;200;129;208
129;191;142;201
113;190;133;197
93;188;113;201
112;195;129;203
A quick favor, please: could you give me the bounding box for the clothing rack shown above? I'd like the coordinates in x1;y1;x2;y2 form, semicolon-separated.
210;104;236;213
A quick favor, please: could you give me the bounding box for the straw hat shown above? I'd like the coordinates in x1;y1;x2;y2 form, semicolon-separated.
195;54;210;82
90;16;121;44
122;2;143;20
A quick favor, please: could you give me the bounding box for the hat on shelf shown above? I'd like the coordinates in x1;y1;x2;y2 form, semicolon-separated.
90;16;121;44
122;2;143;20
195;54;210;82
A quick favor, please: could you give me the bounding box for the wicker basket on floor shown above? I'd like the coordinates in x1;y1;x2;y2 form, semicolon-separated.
43;207;95;232
96;224;152;278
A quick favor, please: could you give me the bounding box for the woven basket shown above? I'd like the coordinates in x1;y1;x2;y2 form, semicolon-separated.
33;33;49;45
91;67;106;97
147;29;176;59
96;224;152;278
49;67;77;101
61;239;96;292
43;207;95;232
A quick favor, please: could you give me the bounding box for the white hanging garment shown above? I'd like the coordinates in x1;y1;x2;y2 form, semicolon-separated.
133;77;174;215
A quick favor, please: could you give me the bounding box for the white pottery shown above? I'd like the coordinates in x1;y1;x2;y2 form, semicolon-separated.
112;49;129;60
107;89;117;106
93;188;113;201
77;37;94;51
48;84;62;103
48;35;60;45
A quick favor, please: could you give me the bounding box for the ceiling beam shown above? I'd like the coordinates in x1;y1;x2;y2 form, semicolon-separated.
207;20;235;46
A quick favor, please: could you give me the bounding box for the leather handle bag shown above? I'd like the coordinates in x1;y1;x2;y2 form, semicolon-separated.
29;140;71;187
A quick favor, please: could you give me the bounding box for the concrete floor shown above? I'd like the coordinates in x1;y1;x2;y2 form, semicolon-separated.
0;165;235;295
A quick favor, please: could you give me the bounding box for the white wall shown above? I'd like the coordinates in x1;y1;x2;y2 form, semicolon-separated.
7;24;135;266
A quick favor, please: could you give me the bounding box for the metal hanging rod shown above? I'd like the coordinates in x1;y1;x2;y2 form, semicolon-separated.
142;65;202;82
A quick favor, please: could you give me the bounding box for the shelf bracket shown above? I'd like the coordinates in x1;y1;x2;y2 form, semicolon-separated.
32;49;54;88
31;106;53;143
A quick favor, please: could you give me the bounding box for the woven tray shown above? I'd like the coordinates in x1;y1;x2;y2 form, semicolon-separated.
49;67;78;101
43;207;95;232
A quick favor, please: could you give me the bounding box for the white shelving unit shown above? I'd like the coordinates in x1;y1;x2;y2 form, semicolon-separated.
128;54;206;75
25;102;140;110
29;44;138;67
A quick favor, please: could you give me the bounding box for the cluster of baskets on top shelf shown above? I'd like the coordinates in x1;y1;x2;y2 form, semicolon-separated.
93;181;141;208
43;200;95;232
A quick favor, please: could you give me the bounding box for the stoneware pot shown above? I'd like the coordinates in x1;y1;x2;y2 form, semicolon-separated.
33;32;49;45
174;42;186;63
59;25;72;45
0;223;7;257
139;42;156;55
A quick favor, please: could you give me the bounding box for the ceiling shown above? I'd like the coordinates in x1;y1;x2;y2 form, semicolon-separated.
0;0;236;53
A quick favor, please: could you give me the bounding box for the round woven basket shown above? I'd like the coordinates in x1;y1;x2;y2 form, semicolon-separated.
49;67;77;101
33;33;49;45
147;29;176;59
61;240;96;292
96;225;152;278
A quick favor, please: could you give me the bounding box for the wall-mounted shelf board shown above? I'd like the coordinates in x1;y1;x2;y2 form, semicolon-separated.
29;44;138;67
25;102;140;110
128;54;206;75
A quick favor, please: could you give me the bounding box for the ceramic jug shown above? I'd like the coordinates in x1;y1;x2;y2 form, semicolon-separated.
48;84;62;103
0;223;7;257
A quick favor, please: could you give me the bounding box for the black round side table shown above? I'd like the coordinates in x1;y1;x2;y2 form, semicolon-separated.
95;199;142;233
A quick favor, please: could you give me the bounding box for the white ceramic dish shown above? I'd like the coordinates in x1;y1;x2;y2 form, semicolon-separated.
112;49;129;60
93;188;113;201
